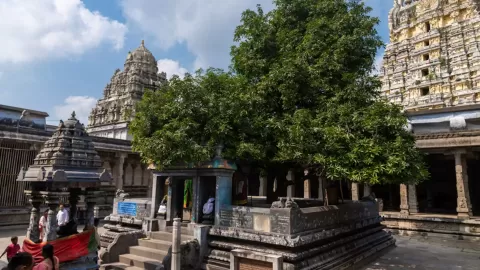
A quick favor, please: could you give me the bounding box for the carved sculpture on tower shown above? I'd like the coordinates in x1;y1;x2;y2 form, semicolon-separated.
380;0;480;111
87;40;167;140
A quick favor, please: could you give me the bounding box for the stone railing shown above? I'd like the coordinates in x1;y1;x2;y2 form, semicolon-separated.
216;201;380;237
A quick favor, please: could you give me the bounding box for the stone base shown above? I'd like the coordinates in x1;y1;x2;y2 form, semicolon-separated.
382;212;480;241
205;225;395;270
205;202;395;270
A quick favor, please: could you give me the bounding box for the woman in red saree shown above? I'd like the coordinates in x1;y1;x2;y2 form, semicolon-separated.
33;244;59;270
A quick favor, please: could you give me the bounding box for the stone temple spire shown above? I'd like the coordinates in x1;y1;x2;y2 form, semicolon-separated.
86;40;168;140
17;111;111;183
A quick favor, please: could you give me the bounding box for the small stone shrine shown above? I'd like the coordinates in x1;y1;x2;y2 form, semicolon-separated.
17;111;111;268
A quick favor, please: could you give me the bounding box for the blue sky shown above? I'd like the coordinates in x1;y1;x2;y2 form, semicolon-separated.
0;0;392;125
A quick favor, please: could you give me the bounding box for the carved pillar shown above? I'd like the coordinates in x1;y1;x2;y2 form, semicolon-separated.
351;182;360;201
408;184;419;214
115;153;126;189
400;184;409;214
454;151;472;218
25;191;42;243
304;179;311;199
43;193;60;242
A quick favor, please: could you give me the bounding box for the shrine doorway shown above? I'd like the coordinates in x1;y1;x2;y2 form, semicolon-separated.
416;154;457;215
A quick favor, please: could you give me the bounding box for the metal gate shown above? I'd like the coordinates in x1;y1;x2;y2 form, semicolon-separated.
0;140;36;208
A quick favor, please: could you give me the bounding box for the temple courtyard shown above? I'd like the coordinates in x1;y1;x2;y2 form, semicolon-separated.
0;224;478;270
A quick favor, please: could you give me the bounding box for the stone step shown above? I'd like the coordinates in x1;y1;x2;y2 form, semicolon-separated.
119;253;163;270
138;239;172;251
165;226;192;235
99;262;143;270
129;245;169;261
150;231;195;242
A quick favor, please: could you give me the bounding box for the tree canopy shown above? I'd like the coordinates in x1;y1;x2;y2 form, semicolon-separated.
130;0;428;186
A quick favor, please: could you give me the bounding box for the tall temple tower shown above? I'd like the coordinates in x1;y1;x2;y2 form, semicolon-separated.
87;41;167;140
380;0;480;111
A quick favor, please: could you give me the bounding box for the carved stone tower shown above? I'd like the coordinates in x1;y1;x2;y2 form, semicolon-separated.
380;0;480;111
87;40;167;140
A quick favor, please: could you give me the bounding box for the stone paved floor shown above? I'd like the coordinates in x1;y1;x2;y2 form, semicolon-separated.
362;236;480;270
1;226;479;269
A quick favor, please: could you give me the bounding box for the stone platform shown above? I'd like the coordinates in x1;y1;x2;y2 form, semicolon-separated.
382;212;480;241
204;200;395;270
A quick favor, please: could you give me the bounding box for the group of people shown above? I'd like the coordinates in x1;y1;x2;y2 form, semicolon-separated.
1;204;101;270
1;239;58;270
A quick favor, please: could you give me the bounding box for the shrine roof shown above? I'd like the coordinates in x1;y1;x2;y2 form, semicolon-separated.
17;111;112;183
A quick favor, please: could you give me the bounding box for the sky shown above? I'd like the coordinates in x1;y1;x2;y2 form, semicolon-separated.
0;0;392;125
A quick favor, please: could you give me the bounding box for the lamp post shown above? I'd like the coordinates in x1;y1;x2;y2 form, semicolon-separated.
17;110;29;134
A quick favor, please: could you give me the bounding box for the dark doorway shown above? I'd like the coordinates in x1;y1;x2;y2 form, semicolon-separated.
417;154;457;214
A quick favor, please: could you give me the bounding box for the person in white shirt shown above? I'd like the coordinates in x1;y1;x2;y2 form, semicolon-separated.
56;204;69;227
39;210;48;240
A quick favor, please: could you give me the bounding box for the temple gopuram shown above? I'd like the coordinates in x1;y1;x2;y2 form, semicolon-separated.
86;40;167;140
376;0;480;238
17;112;111;269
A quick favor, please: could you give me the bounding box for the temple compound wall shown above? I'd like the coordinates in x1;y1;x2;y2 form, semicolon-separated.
376;0;480;240
0;104;152;226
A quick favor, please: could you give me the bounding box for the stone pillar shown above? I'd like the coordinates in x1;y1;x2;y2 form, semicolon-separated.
286;170;295;198
191;176;200;223
400;184;409;214
133;164;143;186
25;191;42;243
351;182;360;201
304;179;311;199
69;189;80;225
408;184;419;214
124;163;133;186
84;188;100;231
151;175;164;219
172;218;182;270
363;184;371;197
454;151;472;218
259;176;267;197
318;176;324;201
215;175;233;226
43;193;59;242
166;178;175;223
115;153;126;189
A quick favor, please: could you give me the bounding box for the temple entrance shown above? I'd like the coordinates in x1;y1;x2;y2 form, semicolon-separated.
417;154;457;214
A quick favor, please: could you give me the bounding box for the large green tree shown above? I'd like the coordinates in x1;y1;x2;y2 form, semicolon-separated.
229;0;428;185
130;0;428;194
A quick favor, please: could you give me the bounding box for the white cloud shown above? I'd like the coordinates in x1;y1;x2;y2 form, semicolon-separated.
54;96;97;125
120;0;274;70
157;59;188;79
0;0;127;64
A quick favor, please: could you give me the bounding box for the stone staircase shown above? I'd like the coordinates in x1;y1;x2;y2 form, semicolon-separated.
101;226;194;270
